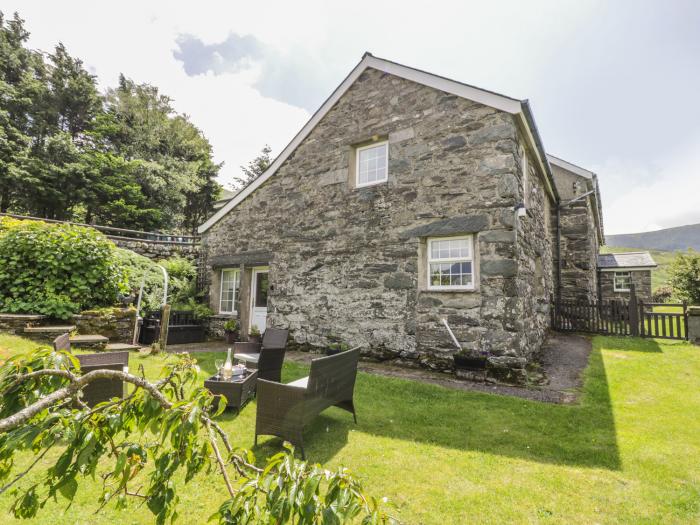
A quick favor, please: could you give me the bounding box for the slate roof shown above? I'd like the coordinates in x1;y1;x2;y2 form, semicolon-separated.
597;252;657;269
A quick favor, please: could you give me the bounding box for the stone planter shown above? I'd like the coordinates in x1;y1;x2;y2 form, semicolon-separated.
225;331;239;344
248;334;262;344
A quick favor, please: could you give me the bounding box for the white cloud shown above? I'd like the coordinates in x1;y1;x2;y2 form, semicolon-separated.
3;0;699;232
597;135;700;235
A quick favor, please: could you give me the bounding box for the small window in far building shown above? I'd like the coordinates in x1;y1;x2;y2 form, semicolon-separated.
613;271;631;292
427;236;475;290
356;141;388;187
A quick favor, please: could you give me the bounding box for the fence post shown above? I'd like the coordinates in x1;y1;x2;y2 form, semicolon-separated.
629;284;640;337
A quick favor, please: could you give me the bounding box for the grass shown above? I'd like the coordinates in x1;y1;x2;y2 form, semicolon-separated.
0;334;699;523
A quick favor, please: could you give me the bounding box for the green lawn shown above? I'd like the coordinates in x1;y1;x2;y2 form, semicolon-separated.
1;334;699;524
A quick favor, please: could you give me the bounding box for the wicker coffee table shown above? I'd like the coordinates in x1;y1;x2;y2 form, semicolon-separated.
204;369;258;412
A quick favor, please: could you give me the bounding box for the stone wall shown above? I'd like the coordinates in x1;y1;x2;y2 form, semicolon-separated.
110;238;199;261
201;67;556;383
688;306;700;345
599;270;652;303
0;313;46;334
557;200;599;301
71;307;136;343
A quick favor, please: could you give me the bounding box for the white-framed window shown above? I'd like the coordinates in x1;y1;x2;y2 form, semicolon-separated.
219;268;240;314
356;141;388;187
613;271;631;292
427;235;475;291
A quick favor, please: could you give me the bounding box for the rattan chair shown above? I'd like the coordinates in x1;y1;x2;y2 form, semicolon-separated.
255;347;360;458
234;328;288;382
53;334;129;407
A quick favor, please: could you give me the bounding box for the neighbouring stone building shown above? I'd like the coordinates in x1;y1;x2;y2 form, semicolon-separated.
597;252;656;302
198;53;605;383
548;155;604;302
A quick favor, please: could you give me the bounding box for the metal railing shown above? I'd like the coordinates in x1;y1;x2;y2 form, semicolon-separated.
0;212;200;246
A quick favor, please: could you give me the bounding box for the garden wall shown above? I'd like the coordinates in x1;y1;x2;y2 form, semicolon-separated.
110;238;200;261
0;314;46;334
72;307;137;343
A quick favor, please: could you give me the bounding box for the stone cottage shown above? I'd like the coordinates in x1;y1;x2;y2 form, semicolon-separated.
198;53;604;383
597;252;657;302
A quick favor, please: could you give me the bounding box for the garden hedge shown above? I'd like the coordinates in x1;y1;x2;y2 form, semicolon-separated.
0;220;127;319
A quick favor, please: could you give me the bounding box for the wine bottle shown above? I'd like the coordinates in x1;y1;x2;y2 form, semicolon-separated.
222;348;233;380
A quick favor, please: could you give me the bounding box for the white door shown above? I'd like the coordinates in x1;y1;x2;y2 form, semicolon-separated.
250;267;269;333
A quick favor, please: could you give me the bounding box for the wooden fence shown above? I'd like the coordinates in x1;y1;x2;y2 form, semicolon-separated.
552;285;688;340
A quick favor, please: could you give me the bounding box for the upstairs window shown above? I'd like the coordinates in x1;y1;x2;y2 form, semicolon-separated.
356;141;388;187
427;236;475;290
613;271;631;292
219;268;240;314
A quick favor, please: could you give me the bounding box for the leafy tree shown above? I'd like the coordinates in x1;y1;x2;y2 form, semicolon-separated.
668;250;700;305
0;348;393;524
0;12;44;213
235;144;272;189
0;12;220;233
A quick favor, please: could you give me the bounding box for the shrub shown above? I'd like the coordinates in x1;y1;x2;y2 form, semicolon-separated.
115;250;211;318
158;255;197;307
669;250;700;305
0;216;25;235
0;221;127;319
651;286;673;304
114;248;165;314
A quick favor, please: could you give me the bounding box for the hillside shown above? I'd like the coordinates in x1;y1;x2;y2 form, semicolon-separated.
601;246;678;292
606;223;700;252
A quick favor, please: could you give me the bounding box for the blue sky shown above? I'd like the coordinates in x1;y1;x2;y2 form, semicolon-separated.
6;0;700;234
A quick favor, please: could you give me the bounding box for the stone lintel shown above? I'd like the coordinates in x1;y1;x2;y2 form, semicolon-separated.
210;251;274;268
400;215;489;239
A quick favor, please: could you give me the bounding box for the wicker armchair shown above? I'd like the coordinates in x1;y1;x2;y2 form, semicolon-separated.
255;347;360;458
53;334;129;407
233;328;288;382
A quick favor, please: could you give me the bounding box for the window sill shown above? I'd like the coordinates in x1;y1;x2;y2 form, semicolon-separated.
424;287;478;294
214;313;238;318
355;180;388;189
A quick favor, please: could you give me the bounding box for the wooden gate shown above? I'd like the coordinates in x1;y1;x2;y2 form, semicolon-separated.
552;286;688;340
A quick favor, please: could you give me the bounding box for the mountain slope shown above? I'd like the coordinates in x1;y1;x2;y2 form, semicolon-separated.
606;223;700;252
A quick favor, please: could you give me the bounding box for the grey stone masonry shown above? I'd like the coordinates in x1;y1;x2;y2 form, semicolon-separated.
110;238;199;261
557;200;599;302
599;270;653;303
688;306;700;345
201;67;556;383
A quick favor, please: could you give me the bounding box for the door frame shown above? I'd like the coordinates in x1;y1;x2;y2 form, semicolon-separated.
249;266;269;332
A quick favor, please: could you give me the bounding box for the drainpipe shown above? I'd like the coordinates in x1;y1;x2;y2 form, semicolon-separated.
556;206;562;305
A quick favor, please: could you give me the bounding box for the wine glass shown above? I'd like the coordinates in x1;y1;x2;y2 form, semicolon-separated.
214;359;224;379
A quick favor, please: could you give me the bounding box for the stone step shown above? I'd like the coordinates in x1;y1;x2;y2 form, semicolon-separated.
23;325;76;343
23;325;76;333
70;334;109;345
105;343;142;352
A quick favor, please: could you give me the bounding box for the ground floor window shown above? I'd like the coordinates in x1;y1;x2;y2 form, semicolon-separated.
613;271;631;292
219;268;240;313
427;235;475;290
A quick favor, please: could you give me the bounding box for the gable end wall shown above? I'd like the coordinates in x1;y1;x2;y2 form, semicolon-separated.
202;68;554;382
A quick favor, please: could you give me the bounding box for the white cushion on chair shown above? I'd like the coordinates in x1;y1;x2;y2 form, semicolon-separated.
287;376;309;389
235;353;259;363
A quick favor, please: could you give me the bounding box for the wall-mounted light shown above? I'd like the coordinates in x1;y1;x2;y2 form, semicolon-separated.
514;202;527;218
